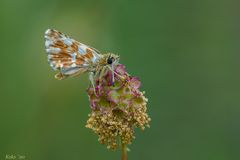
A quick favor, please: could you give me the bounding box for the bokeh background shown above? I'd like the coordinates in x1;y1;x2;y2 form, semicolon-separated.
0;0;240;159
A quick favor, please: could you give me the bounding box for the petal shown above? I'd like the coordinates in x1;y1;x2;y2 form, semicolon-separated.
129;77;141;89
107;90;120;104
115;64;126;75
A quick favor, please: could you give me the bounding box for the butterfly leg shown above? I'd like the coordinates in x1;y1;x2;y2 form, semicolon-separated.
103;65;115;85
98;66;107;82
111;64;115;85
89;72;97;95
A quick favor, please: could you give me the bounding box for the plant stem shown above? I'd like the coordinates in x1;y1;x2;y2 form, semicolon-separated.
121;141;127;160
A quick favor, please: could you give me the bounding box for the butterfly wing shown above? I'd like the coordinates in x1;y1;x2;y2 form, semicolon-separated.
44;29;101;79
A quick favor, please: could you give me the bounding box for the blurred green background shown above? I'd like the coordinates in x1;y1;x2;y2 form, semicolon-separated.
0;0;240;159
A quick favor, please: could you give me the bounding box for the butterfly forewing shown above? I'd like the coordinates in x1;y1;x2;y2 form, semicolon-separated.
44;29;101;77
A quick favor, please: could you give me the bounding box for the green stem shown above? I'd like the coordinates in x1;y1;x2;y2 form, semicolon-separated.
121;141;127;160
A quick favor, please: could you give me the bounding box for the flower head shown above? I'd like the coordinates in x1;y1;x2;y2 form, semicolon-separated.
86;64;150;150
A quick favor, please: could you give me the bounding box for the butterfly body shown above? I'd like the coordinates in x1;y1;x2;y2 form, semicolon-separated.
44;29;119;82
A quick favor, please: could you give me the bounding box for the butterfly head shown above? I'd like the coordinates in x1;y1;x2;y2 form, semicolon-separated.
105;53;119;65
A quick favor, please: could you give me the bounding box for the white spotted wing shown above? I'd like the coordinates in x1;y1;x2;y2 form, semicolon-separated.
44;29;101;79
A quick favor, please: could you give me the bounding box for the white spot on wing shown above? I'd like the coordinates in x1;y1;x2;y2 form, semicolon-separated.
46;48;61;54
71;63;76;67
49;63;57;71
50;63;54;68
45;29;51;35
78;44;88;55
92;56;97;63
78;48;85;55
63;38;72;46
71;53;77;62
61;67;81;75
45;40;53;47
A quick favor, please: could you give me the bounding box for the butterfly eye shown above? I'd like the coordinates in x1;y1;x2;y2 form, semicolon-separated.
107;57;114;64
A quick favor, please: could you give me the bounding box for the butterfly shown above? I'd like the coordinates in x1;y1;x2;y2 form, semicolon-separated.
44;29;120;93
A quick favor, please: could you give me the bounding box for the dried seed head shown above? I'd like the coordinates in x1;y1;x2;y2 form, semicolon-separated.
86;64;150;150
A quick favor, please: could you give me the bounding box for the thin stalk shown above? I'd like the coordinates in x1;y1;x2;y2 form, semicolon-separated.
121;141;127;160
